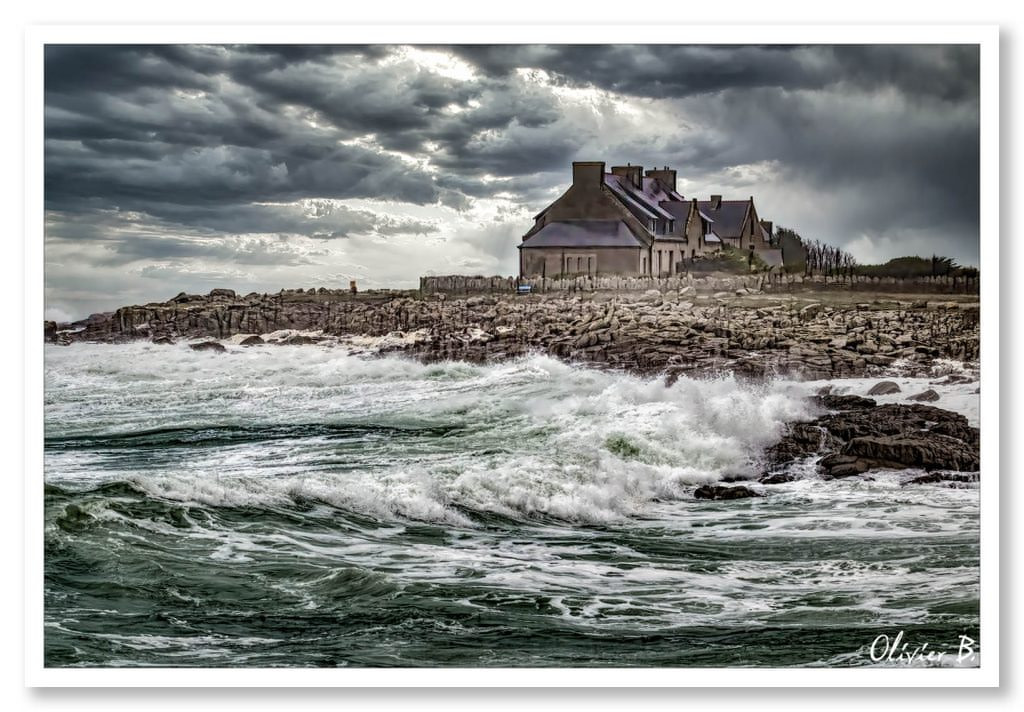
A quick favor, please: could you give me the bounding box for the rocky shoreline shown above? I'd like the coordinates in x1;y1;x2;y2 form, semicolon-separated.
46;285;982;495
48;284;979;381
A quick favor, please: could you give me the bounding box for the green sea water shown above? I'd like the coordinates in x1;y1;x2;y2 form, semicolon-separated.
43;343;980;667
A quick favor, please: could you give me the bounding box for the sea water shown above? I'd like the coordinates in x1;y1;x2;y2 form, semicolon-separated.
43;343;980;667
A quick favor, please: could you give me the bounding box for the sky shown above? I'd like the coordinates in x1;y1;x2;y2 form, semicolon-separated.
43;44;980;321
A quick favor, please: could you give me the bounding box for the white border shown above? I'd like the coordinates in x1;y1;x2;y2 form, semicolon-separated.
24;24;1000;688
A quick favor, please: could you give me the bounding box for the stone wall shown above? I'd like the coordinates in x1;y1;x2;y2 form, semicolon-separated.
420;271;979;296
421;273;768;295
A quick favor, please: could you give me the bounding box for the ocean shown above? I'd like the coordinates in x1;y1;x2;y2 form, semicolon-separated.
43;342;981;667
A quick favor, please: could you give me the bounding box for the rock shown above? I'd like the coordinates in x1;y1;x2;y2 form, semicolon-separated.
152;336;175;345
189;340;226;353
818;453;871;478
239;335;265;346
44;321;57;342
759;473;797;485
276;333;323;345
908;389;940;402
694;484;762;500
867;380;901;396
931;374;975;385
842;433;979;471
799;303;824;319
815;394;877;411
209;288;236;300
764;422;840;468
906;472;979;486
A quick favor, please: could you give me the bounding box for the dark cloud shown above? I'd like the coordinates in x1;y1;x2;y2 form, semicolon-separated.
448;44;980;103
44;43;980;320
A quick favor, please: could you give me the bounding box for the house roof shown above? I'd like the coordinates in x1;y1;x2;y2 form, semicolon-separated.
697;199;751;238
642;176;685;203
604;174;676;221
519;220;644;249
660;201;692;222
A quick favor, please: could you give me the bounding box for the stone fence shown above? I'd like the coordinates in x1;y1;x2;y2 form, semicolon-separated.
420;273;768;295
419;271;979;296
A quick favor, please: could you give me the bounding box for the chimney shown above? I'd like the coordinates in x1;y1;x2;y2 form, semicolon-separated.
644;166;677;193
571;161;606;188
710;194;722;209
611;163;643;189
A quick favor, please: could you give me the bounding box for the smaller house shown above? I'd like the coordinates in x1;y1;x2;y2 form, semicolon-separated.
697;195;773;252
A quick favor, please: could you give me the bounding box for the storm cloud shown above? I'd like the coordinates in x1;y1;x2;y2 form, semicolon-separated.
44;44;980;320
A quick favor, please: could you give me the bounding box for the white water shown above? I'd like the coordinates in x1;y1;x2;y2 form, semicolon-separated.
44;342;980;527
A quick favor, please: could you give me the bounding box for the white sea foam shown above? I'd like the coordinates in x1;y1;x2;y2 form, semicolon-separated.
44;344;979;527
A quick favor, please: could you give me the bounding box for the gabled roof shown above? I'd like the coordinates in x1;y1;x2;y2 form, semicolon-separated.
659;201;692;222
697;199;751;239
642;176;685;203
519;220;644;249
604;174;676;222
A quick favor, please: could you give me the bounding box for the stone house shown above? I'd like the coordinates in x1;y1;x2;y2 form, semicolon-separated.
518;161;778;278
697;195;772;251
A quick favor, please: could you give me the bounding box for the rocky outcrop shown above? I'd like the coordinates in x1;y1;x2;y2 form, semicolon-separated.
189;340;226;353
694;484;762;500
867;380;901;395
826;433;978;473
765;397;979;479
54;287;979;380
